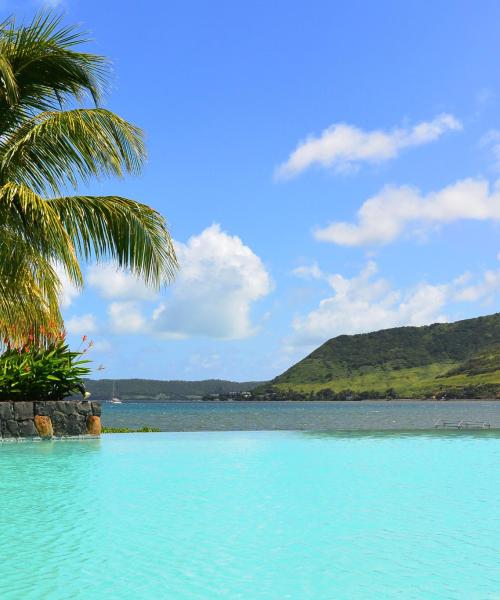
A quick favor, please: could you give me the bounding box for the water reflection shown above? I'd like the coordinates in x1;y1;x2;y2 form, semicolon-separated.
302;429;500;440
0;437;101;456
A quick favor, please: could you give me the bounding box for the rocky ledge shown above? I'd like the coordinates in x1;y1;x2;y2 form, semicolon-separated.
0;400;101;440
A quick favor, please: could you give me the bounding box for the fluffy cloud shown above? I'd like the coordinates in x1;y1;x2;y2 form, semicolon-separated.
276;114;461;178
291;262;446;346
81;226;271;340
289;260;500;348
152;224;272;339
87;263;157;301
92;339;112;353
108;302;146;334
65;313;98;335
315;178;500;246
291;263;324;280
454;268;500;303
54;264;80;308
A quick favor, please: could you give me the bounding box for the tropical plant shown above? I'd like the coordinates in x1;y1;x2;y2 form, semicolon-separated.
102;426;161;433
0;337;92;401
0;13;178;346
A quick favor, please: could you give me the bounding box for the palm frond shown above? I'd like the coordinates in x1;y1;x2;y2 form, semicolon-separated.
0;53;18;104
0;183;82;286
48;195;178;286
1;11;106;102
0;12;107;132
0;232;63;346
0;13;178;345
1;109;145;196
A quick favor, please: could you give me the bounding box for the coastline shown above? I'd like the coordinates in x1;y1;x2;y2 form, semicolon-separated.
100;397;500;403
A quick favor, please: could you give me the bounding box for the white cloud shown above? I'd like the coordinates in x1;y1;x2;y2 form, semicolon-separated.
87;263;157;301
108;302;146;334
454;268;500;303
152;224;272;339
481;129;500;171
289;260;500;348
54;264;80;308
291;261;447;347
315;178;500;246
36;0;65;7
185;352;222;372
92;339;112;353
276;114;462;178
65;313;98;335
292;263;324;280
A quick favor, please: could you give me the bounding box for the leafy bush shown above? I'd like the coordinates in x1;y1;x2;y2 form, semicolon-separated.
0;340;91;401
102;426;161;433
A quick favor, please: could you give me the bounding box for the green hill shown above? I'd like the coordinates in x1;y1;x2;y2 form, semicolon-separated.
84;379;262;402
269;313;500;399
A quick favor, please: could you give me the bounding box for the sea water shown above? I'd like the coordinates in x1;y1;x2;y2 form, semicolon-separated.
101;400;500;431
1;431;499;599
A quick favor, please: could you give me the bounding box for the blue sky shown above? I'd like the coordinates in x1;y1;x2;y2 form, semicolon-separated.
9;1;500;381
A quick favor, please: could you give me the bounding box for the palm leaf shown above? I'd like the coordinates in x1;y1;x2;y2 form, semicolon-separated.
1;109;145;196
0;232;63;345
0;13;178;344
0;52;18;104
0;183;82;286
48;195;178;286
0;12;106;116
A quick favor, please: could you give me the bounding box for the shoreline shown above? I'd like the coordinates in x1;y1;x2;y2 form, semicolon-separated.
99;398;500;404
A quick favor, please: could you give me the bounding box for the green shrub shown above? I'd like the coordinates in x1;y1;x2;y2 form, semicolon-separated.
0;340;91;401
102;426;161;433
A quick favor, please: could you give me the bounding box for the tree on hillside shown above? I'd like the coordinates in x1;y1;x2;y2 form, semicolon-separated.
0;13;178;345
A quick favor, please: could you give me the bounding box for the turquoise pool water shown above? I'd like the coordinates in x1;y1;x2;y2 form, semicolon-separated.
1;432;499;599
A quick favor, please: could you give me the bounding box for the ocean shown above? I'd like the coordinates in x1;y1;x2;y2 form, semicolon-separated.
101;399;500;431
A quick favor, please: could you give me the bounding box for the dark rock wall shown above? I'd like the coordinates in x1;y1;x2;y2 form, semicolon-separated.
0;401;101;439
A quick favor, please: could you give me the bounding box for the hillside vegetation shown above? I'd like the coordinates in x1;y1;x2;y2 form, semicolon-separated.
269;314;500;398
85;379;262;402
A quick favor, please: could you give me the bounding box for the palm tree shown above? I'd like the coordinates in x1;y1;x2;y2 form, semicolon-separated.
0;13;178;345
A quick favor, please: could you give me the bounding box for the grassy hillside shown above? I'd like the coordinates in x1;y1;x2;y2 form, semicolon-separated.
85;379;262;402
270;314;500;398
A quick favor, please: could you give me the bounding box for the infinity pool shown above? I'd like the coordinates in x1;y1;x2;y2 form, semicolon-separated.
1;432;499;599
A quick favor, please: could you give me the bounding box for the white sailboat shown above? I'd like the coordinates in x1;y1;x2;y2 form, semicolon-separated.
109;380;122;404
